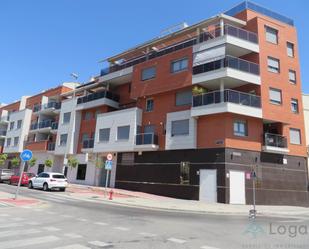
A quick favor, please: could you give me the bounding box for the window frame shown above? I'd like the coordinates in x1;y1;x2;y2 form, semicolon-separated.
289;128;301;145
267;56;280;73
287;42;295;58
265;25;278;44
233;120;248;137
6;138;11;147
289;69;297;84
291;98;299;113
9;122;14;131
59;134;68;146
76;164;87;180
62;112;71;124
269;88;282;105
17;120;22;129
13;137;19;146
171;119;190;137
145;98;154;112
117;125;130;141
170;57;189;74
99;128;110;142
175;90;192;106
141;66;156;81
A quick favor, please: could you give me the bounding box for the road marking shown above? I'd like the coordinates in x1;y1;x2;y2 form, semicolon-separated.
0;214;9;217
10;217;25;221
139;232;157;237
52;245;91;249
167;237;187;244
44;226;61;231
26;221;40;226
200;246;220;249
88;241;111;247
0;235;59;249
0;223;23;229
64;233;83;238
113;226;130;231
76;218;88;222
61;214;73;218
0;228;40;238
94;222;108;226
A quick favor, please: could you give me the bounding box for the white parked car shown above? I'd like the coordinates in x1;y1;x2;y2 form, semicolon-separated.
28;172;68;192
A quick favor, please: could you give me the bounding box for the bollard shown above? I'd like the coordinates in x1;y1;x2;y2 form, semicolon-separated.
109;189;114;200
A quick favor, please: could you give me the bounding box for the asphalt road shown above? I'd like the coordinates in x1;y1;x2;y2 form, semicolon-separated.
0;183;308;249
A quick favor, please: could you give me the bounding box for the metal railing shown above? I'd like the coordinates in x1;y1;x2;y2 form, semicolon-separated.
193;55;260;75
33;102;61;113
263;133;287;148
77;90;120;105
51;122;58;130
47;142;56;151
192;89;261;108
30;119;55;130
135;133;158;145
224;25;258;44
82;139;94;149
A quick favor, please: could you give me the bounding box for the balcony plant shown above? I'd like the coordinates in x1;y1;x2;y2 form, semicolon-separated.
192;86;207;96
0;153;8;166
44;159;53;168
29;157;37;168
68;156;78;169
11;157;20;167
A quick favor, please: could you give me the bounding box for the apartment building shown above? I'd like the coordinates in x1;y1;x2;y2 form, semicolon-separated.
0;1;308;205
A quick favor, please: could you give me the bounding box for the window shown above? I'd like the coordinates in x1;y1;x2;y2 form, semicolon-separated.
63;112;71;124
265;26;278;44
233;120;248;137
291;99;299;113
269;88;282;105
290;128;301;145
9;122;14;130
6;138;11;147
81;133;89;142
60;134;68;146
289;70;296;84
267;57;280;73
287;42;294;57
176;90;192;106
14;137;19;146
17;120;22;129
76;164;87;180
84;111;93;120
141;67;156;81
171;58;188;73
144;125;155;134
117;125;130;140
171;119;189;136
99;128;110;142
146;99;154;112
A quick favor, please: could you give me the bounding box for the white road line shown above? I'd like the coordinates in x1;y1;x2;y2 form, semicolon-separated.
88;241;111;247
53;245;91;249
139;232;157;237
44;226;61;231
94;222;108;226
0;235;59;249
113;226;130;231
26;221;40;226
167;237;187;244
76;218;88;222
0;228;40;238
0;223;23;229
200;246;220;249
0;214;9;217
10;217;25;222
64;233;83;239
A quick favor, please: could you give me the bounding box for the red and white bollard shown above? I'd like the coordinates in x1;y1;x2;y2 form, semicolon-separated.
109;189;114;200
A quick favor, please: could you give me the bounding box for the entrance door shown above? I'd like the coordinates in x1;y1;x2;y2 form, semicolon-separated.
37;164;45;175
199;169;217;202
229;170;246;204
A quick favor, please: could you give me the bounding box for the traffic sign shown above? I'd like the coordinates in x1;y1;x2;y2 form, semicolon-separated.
20;149;33;162
105;160;113;170
107;153;113;161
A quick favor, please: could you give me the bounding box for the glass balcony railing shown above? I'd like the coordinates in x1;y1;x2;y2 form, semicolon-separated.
33;102;61;113
192;89;261;108
77;91;120;105
135;133;158;145
193;55;260;76
30;119;55;130
263;133;287;148
82;139;94;149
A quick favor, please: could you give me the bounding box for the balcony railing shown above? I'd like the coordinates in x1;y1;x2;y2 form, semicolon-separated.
135;133;158;145
82;139;94;149
0;131;7;136
30;119;55;130
51;122;58;130
0;116;9;122
33;102;61;113
77;91;120;105
193;55;260;76
263;133;287;148
192;89;261;108
47;142;55;151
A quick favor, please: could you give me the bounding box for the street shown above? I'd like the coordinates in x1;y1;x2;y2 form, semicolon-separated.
0;184;308;249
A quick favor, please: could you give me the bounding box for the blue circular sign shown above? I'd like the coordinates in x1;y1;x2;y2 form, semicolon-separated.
20;149;33;162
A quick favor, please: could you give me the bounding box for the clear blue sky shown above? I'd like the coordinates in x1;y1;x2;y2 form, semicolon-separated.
1;0;309;104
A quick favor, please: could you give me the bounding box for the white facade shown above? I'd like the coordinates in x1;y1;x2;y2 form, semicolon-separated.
165;110;197;150
302;94;309;176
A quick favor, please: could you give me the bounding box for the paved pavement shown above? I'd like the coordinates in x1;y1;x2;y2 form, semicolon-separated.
0;183;309;249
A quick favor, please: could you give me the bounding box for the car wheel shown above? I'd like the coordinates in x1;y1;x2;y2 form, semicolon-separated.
28;181;33;189
43;183;49;191
60;188;66;192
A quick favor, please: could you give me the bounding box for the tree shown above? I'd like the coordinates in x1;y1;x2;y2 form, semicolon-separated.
11;157;20;167
68;156;78;169
29;157;37;168
44;159;53;168
0;154;8;167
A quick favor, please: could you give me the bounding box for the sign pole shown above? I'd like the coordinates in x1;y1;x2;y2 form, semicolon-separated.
252;173;256;218
14;161;26;200
105;170;110;198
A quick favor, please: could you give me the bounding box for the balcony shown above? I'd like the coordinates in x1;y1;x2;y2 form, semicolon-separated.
47;142;55;151
81;139;94;152
262;133;289;154
191;89;262;118
134;133;159;151
35;102;61;115
0;115;9;124
29;119;55;133
192;56;260;89
0;130;6;139
50;122;58;133
76;90;120;110
25;140;48;151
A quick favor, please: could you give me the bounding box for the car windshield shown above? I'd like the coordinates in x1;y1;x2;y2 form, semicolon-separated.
52;174;65;179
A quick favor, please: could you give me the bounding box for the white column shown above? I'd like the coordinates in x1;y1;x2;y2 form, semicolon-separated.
220;80;224;102
220;19;224;36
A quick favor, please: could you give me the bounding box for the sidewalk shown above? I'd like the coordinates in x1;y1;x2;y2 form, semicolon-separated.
0;191;41;207
67;184;309;217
